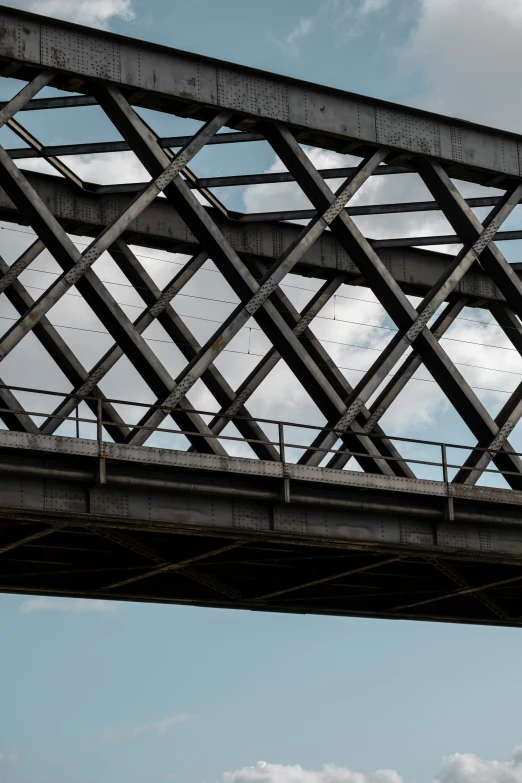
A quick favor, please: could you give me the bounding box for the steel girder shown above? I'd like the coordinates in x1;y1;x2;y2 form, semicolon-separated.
2;4;522;188
0;8;521;613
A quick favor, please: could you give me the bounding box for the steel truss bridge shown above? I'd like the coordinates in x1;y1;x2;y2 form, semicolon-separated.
3;7;522;627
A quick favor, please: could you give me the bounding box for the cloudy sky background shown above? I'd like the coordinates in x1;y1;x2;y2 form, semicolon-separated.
3;0;522;781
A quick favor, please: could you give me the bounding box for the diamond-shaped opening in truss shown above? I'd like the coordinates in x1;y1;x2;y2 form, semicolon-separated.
497;236;522;265
0;324;73;431
99;357;193;451
8;89;125;144
0;122;57;178
125;245;194;291
140;317;199;382
40;282;117;371
212;417;260;459
182;375;259;459
0;221;40;264
373;347;513;487
192;138;277;215
351;173;457;247
438;301;522;421
245;359;324;462
0;94;145;185
241;144;364;220
99;352;159;419
91;249;149;312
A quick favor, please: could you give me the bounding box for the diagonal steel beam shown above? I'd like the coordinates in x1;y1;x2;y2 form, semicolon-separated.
0;379;39;433
0;238;44;295
0;127;229;454
426;558;508;619
102;540;244;591
38;251;209;440
0;525;60;555
0;70;56;127
244;262;414;477
7;117;84;190
0;253;130;441
321;300;468;469
90;527;242;600
123;148;388;446
452;303;522;486
263;123;522;487
254;555;405;601
0;111;231;361
95;82;405;465
108;240;278;461
393;569;522;613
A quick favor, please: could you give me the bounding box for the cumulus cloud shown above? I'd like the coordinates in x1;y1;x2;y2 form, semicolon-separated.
407;0;522;130
19;596;119;614
28;0;135;29
101;713;194;741
220;762;402;783
218;750;522;783
0;751;20;766
272;16;315;57
242;146;460;435
359;0;394;14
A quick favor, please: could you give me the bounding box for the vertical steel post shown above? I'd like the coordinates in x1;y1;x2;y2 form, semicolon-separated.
278;422;291;504
76;401;80;440
441;444;454;521
97;397;106;485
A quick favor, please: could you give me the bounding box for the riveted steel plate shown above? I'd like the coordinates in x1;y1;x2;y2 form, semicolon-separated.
376;108;441;157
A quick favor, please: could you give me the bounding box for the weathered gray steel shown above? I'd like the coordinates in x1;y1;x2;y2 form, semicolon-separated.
0;4;521;187
0;168;515;305
1;9;522;625
2;438;522;626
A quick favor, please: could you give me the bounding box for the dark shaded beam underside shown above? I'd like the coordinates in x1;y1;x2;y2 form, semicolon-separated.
0;169;511;307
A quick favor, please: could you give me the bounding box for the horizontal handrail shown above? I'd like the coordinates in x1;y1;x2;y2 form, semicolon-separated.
1;381;520;457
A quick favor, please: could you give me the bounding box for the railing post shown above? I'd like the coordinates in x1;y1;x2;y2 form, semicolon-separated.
441;443;454;521
97;397;106;485
76;401;80;440
278;422;291;504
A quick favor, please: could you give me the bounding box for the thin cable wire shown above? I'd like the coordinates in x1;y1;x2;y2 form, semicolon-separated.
0;306;518;397
15;278;522;363
2;227;522;391
2;222;519;334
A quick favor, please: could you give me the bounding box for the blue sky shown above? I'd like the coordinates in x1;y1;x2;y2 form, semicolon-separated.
4;1;522;782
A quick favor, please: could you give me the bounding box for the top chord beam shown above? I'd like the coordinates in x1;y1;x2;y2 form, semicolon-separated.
0;5;521;187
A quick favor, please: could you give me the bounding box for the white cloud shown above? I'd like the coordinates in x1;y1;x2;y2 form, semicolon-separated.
241;146;458;435
359;0;393;14
28;0;135;29
19;596;119;614
436;751;522;782
101;713;194;741
287;17;314;50
218;749;522;783
273;16;315;57
0;752;20;766
220;761;402;783
407;0;522;130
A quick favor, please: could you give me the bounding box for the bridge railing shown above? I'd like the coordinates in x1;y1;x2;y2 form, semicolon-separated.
0;382;518;490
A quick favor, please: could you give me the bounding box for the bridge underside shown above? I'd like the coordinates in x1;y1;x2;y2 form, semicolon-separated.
2;433;522;628
3;6;522;626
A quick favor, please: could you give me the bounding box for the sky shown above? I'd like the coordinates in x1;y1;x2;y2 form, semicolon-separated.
4;0;522;781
